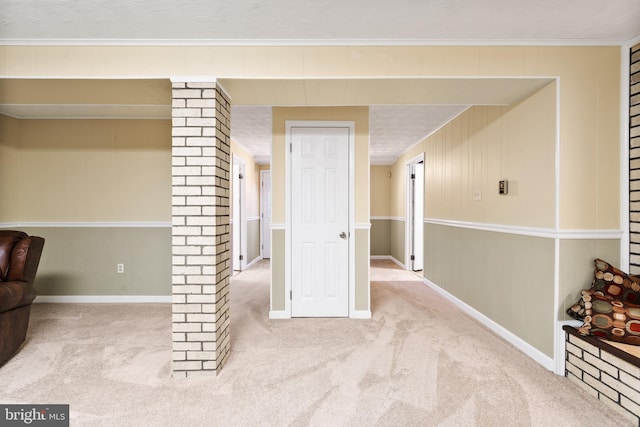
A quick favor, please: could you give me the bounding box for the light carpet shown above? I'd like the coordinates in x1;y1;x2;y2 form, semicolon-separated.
0;260;630;426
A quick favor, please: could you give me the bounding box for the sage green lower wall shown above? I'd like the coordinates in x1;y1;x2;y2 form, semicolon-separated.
370;219;391;256
271;229;286;311
390;219;405;264
17;226;171;296
559;239;620;321
248;219;261;264
355;229;370;311
424;223;555;357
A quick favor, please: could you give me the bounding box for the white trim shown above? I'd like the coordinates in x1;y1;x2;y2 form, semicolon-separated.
423;277;554;371
169;76;218;83
232;154;248;271
355;223;371;230
390;256;406;269
247;216;260;222
552;237;561;376
389;217;405;222
34;295;171;303
246;256;263;269
424;218;623;240
270;224;285;230
0;221;171;228
555;78;561;235
621;42;632;272
552;80;562;374
628;35;640;47
370;216;395;221
555;320;583;375
284;122;293;317
556;229;624;239
260;170;272;260
269;310;291;320
0;39;630;47
351;310;372;319
370;255;405;269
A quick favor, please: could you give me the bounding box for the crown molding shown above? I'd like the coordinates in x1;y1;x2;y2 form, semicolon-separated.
0;38;630;47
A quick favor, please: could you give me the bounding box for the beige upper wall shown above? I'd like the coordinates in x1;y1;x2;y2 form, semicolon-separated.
0;45;621;228
1;118;171;222
370;165;391;217
391;82;557;227
0;115;20;220
271;106;369;224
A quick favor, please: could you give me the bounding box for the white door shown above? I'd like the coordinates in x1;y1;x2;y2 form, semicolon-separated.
261;170;271;259
291;126;350;317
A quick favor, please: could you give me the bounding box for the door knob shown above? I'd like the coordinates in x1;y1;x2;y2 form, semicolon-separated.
339;232;347;239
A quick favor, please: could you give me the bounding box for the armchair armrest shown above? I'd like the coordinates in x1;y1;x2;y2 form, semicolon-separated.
0;280;36;312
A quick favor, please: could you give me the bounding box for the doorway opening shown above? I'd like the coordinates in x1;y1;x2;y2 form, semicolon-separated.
406;154;424;273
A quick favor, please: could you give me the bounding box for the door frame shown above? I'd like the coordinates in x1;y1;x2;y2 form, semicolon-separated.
284;120;356;318
232;154;247;272
260;169;271;259
405;153;425;271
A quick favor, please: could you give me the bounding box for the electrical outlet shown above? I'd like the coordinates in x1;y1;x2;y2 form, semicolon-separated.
117;263;125;274
473;191;482;201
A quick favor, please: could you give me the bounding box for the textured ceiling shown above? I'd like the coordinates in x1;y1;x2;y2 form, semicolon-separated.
369;106;469;165
231;106;273;165
230;105;472;165
1;0;639;43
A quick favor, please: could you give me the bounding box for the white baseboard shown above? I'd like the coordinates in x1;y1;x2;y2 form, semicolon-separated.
246;256;263;269
370;255;406;270
422;277;554;371
350;310;372;319
269;310;291;319
390;256;406;270
35;295;171;303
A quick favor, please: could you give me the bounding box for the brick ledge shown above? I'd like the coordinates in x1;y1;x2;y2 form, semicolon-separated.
563;325;640;369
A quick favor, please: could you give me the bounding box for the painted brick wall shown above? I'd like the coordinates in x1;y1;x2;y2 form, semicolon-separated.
171;81;231;377
565;333;640;424
630;43;640;272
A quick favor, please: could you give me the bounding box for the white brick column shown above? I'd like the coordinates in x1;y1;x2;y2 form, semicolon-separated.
171;81;231;377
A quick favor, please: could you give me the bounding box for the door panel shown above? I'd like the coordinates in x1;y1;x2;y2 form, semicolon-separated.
291;126;349;317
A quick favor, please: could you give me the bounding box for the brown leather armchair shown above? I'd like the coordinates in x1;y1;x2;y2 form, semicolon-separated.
0;230;45;366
